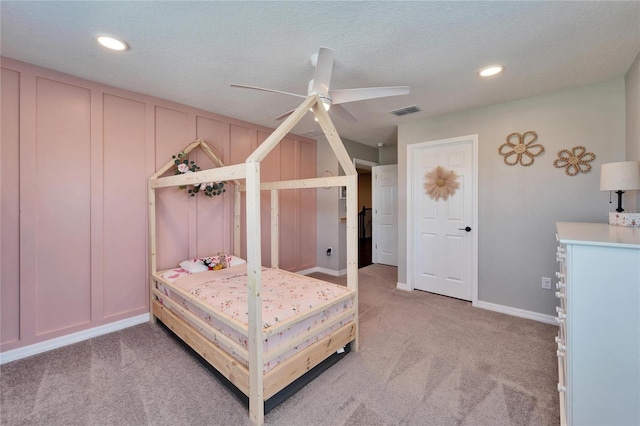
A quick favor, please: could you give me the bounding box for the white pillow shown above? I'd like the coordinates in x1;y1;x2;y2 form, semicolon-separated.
199;255;247;268
227;255;247;267
178;259;209;274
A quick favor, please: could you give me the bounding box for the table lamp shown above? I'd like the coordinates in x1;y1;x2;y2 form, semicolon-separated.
600;161;640;228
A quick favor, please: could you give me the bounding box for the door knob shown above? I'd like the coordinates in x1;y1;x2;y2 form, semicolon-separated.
458;226;472;232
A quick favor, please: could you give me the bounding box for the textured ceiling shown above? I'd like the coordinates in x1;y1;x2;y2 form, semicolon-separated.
1;1;639;147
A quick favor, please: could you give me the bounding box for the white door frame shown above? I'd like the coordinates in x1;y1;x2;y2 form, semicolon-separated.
406;135;479;306
353;158;378;171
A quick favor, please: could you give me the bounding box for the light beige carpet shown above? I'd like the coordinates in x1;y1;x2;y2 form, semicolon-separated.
1;264;559;425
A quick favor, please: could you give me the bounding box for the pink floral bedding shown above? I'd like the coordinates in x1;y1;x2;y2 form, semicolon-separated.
156;265;355;372
167;265;350;329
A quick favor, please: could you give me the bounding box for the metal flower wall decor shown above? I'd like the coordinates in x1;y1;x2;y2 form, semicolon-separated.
498;131;545;166
424;166;460;201
553;146;596;176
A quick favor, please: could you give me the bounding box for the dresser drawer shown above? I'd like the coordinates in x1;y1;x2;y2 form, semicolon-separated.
555;274;566;311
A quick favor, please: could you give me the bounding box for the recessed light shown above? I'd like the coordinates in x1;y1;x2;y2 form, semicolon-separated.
97;36;128;51
479;65;503;77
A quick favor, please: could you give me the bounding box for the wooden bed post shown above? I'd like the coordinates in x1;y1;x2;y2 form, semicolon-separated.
246;160;264;426
271;189;279;269
345;174;359;351
234;184;241;257
149;182;157;324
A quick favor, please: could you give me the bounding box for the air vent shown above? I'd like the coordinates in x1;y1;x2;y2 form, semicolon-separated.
301;129;324;137
390;105;420;116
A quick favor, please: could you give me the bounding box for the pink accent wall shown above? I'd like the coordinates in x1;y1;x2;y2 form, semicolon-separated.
299;139;317;270
1;68;21;345
0;58;316;352
35;78;92;334
195;116;231;259
102;94;147;318
229;124;255;261
155;106;191;270
258;130;280;267
279;138;300;271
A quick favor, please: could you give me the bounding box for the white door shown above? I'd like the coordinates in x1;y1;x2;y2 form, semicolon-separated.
373;165;398;266
408;136;477;302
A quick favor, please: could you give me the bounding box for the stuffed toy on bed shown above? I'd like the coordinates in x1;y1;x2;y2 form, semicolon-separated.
203;252;228;270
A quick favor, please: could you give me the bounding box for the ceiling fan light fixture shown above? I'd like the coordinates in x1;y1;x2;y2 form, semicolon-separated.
232;47;409;123
479;65;503;77
309;98;330;113
97;35;128;51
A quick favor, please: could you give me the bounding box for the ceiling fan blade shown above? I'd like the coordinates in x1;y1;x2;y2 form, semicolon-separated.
329;104;357;123
330;86;410;105
274;108;296;121
311;47;334;96
230;83;306;99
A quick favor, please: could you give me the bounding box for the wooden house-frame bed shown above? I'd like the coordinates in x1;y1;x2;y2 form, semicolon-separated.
148;95;359;426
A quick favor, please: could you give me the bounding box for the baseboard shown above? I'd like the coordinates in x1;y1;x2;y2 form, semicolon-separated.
0;313;150;365
476;301;556;325
297;266;347;277
396;281;411;291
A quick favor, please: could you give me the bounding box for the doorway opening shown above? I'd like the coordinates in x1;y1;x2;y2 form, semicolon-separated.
353;158;377;268
357;171;372;268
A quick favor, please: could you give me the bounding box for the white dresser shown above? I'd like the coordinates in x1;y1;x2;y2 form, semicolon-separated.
555;222;640;426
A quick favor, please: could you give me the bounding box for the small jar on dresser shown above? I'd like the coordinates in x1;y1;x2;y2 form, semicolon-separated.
555;222;640;426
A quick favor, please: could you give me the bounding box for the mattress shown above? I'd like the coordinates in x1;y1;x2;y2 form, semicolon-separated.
155;264;355;373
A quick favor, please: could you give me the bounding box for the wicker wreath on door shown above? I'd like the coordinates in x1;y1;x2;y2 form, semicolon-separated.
424;166;459;201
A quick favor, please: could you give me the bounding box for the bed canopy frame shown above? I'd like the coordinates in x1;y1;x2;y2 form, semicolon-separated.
148;94;359;425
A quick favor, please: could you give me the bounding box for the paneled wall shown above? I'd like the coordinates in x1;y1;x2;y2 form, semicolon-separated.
0;58;316;352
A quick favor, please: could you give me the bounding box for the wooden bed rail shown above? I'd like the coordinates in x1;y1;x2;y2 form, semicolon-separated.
149;163;246;189
237;175;349;192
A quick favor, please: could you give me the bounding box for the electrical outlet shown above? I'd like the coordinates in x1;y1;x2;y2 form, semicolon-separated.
541;277;552;290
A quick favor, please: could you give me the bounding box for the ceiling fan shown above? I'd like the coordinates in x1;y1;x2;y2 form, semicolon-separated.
231;47;410;123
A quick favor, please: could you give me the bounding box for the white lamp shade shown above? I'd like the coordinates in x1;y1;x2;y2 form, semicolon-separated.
600;161;640;191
